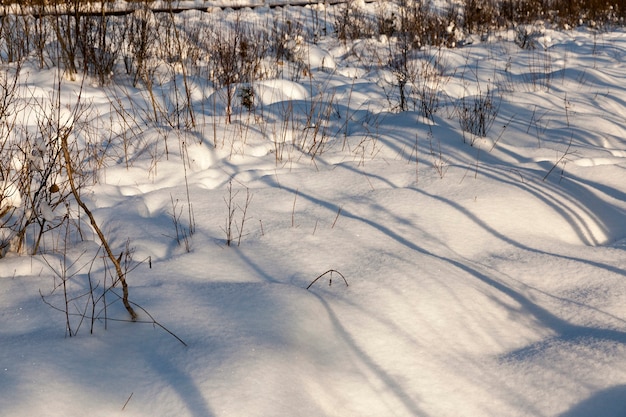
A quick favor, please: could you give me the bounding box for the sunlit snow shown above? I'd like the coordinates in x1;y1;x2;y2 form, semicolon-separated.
1;2;626;417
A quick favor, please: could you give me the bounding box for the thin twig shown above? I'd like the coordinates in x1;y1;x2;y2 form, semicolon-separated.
331;206;342;229
291;188;299;228
122;392;134;411
307;269;349;290
543;133;574;181
127;300;188;347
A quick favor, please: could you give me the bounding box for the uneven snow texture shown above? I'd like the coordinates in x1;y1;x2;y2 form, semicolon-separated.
1;3;626;417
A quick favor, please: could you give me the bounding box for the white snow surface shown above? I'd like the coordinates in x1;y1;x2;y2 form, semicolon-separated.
1;4;626;417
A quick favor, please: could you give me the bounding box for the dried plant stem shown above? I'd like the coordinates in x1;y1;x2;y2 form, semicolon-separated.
543;133;574;182
60;132;138;320
331;205;342;229
223;179;237;246
307;269;349;290
237;187;253;247
291;189;299;228
122;393;134;411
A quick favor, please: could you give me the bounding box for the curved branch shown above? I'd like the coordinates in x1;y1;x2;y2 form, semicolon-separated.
307;269;349;290
60;131;137;320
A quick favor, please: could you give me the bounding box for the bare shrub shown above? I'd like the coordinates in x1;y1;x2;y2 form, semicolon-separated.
411;48;450;120
79;7;123;85
0;64;99;258
458;84;500;145
398;0;461;49
0;64;29;255
0;14;33;63
334;0;375;43
16;81;94;255
499;0;546;26
124;6;158;87
515;25;544;49
297;90;339;158
145;10;199;129
207;15;269;124
462;0;498;34
48;0;83;78
270;17;311;80
375;2;397;37
222;178;253;247
32;6;52;69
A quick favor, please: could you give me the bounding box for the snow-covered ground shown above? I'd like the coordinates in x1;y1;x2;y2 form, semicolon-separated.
1;2;626;417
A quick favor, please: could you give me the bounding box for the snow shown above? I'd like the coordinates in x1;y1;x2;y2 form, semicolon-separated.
1;3;626;417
